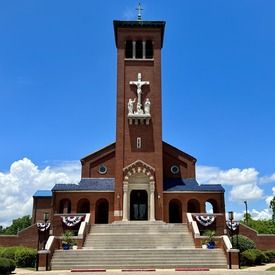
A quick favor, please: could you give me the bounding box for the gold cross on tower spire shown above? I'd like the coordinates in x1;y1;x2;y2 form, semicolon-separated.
136;3;143;21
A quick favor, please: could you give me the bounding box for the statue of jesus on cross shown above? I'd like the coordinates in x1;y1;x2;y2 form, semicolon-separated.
129;73;150;113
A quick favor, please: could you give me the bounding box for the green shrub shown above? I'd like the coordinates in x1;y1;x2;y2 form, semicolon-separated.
241;249;266;266
0;247;17;260
264;250;275;262
231;235;256;252
241;249;257;266
0;246;36;267
6;258;16;273
15;247;36;267
0;257;14;274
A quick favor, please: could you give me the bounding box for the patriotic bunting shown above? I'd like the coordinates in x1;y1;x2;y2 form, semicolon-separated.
195;215;215;226
61;216;83;227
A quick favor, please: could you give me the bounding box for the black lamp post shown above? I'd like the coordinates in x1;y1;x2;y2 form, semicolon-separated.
244;201;248;225
228;211;234;244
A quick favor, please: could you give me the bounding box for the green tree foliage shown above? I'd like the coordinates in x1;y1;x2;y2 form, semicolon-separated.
241;214;275;234
0;216;31;235
231;235;256;252
270;197;275;224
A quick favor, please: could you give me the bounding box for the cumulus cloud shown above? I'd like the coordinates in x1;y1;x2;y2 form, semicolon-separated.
0;158;81;227
196;165;275;201
197;166;259;186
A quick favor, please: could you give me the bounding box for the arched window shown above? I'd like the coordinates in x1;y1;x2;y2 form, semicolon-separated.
145;40;153;59
205;199;219;213
77;198;90;213
59;199;71;214
187;199;200;213
125;40;133;58
136;40;143;59
95;198;109;224
169;199;182;223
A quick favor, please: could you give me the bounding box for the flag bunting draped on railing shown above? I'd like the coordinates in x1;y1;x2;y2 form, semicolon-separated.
195;215;215;226
36;222;51;231
61;216;83;227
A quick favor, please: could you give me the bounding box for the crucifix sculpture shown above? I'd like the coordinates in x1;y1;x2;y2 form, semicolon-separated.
129;73;149;114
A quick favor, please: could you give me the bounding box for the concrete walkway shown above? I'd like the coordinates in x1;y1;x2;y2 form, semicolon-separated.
13;263;275;275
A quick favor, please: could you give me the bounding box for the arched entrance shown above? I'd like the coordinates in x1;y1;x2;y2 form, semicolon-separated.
169;199;182;223
130;190;148;220
95;199;109;224
122;160;156;221
77;198;90;213
187;199;200;213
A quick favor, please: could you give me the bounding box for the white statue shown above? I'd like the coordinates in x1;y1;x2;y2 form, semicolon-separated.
144;98;151;115
128;98;136;115
136;102;144;114
129;73;150;109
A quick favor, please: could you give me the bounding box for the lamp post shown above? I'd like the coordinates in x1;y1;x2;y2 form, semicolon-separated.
228;211;234;244
244;201;248;225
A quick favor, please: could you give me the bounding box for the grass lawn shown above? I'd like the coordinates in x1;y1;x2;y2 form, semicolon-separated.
266;267;275;271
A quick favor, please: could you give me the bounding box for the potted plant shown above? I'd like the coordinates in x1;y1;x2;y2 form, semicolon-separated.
62;230;76;250
204;230;216;249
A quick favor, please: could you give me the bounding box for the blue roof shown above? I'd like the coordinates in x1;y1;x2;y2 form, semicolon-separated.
164;178;224;192
52;178;115;191
33;190;52;197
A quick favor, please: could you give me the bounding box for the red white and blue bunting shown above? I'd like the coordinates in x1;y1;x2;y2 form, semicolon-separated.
195;215;215;226
37;222;51;232
61;216;83;227
226;221;239;232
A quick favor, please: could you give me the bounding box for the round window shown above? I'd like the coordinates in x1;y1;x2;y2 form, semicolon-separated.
98;164;107;175
171;165;180;175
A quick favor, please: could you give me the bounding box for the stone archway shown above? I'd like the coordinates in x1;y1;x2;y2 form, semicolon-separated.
169;199;182;223
122;160;155;221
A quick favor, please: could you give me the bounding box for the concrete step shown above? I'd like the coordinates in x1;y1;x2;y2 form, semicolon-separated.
51;223;227;270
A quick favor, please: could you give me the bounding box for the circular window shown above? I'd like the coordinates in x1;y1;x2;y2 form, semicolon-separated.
98;164;107;175
171;165;180;175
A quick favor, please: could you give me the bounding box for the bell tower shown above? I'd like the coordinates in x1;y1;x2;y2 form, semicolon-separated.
113;16;165;221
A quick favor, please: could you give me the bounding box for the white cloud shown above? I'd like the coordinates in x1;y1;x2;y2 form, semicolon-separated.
197;165;273;201
0;158;81;227
230;184;263;201
197;166;259;186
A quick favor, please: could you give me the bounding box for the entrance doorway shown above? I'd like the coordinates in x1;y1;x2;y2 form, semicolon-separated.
95;199;109;224
130;190;148;220
169;199;182;223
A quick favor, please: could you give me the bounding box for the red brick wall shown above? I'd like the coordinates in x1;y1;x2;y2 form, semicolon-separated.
32;197;52;223
0;224;38;249
81;143;115;178
163;142;196;179
163;192;225;234
114;27;164;220
239;223;275;250
53;191;114;225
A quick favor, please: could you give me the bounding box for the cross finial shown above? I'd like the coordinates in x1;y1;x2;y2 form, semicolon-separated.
136;3;143;21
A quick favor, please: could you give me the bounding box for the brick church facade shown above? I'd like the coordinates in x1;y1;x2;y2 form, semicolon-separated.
32;19;225;229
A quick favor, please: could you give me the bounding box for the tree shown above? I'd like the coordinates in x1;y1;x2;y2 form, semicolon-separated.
270;197;275;224
0;215;32;235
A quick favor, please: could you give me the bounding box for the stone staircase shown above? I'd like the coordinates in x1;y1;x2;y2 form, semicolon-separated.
51;222;227;270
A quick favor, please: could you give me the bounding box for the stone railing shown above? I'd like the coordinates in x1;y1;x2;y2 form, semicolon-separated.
186;213;240;269
36;213;91;271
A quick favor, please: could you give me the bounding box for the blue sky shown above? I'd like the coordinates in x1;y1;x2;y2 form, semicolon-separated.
0;1;275;225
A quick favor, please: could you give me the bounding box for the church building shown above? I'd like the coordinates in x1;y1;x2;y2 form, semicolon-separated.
33;16;226;228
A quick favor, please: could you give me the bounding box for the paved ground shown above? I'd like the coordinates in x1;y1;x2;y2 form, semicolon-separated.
14;263;275;275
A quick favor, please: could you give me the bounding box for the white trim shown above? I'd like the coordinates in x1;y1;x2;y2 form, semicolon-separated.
163;191;224;193
54;190;114;193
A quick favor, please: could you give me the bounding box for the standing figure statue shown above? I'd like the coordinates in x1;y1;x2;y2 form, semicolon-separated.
128;98;136;115
136;102;144;114
144;98;151;115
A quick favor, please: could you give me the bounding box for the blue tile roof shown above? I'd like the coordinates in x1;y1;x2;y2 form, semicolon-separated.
164;178;224;192
33;190;52;197
52;178;115;191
